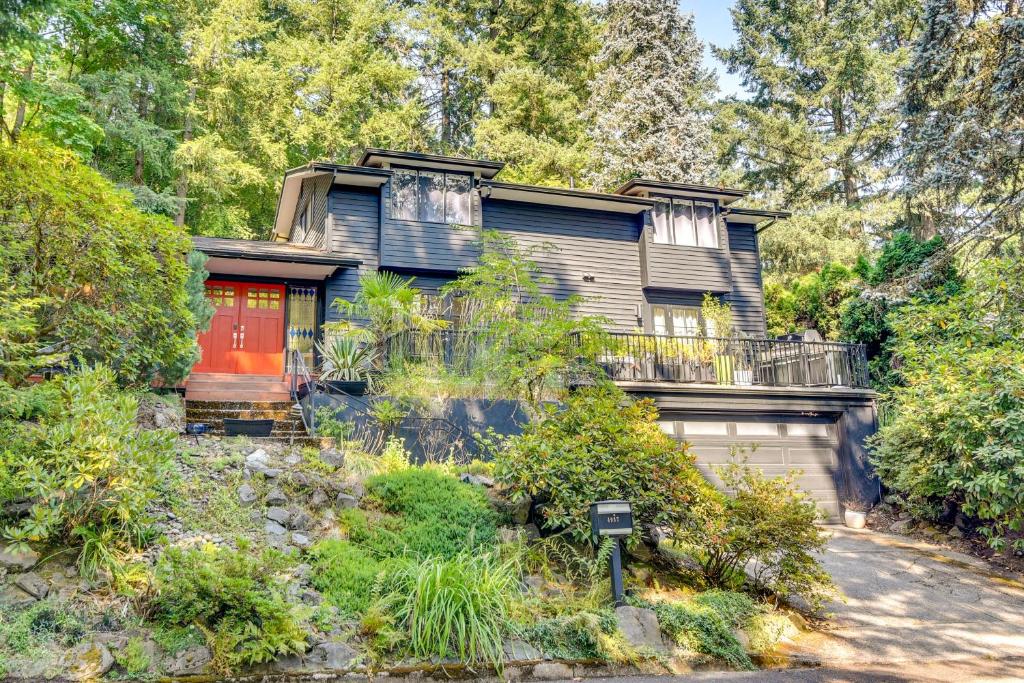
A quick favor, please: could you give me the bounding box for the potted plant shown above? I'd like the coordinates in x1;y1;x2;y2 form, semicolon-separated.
317;337;376;395
843;501;872;529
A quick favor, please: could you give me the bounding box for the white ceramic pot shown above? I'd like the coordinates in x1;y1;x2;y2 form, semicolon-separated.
844;509;867;529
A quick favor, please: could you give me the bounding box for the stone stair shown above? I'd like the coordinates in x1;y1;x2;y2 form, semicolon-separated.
184;399;319;446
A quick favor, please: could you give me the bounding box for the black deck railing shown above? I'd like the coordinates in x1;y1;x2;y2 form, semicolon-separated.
376;330;871;390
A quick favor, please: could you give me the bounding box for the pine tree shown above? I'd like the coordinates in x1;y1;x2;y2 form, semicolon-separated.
584;0;716;191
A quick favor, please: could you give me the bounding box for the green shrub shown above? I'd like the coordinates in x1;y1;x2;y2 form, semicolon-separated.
639;593;756;670
871;256;1024;549
113;637;151;677
0;600;85;676
375;552;519;668
495;384;716;545
362;468;498;558
517;611;617;660
1;366;175;577
151;543;308;672
681;462;834;609
309;540;389;616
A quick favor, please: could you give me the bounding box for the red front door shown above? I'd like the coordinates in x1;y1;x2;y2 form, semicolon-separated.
193;280;285;375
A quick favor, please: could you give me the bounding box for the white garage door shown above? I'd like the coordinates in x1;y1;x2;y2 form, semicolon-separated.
659;413;841;522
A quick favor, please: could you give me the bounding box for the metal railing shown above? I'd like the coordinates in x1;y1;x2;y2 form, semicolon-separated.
376;329;871;390
288;348;317;435
593;333;870;388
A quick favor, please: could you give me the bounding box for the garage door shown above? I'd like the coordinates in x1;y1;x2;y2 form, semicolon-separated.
658;413;841;522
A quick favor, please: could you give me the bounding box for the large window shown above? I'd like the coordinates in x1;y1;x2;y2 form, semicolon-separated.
651;304;707;336
393;168;471;224
652;198;718;248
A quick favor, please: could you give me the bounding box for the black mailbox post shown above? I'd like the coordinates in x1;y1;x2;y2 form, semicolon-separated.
589;500;633;607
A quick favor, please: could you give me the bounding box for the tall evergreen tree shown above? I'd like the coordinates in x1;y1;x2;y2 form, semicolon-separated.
717;0;919;276
584;0;715;191
901;0;1024;250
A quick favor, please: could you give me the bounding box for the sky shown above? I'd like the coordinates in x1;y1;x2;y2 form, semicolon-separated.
678;0;749;99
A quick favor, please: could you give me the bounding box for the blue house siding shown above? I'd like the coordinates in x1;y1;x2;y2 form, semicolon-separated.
482;199;644;331
722;222;767;336
324;185;381;321
639;213;733;292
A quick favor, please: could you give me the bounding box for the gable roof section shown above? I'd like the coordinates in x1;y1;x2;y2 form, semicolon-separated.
615;178;749;206
273;163;390;240
480;180;654;214
357;148;505;179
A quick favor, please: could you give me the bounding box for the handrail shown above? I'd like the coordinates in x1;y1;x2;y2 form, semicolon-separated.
288;349;317;435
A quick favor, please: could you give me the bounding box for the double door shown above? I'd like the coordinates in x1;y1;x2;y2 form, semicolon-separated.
194;281;285;375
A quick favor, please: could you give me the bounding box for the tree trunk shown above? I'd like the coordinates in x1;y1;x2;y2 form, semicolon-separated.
175;86;196;228
134;86;149;185
11;61;33;142
440;68;451;148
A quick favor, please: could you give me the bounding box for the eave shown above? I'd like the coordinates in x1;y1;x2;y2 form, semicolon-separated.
480;180;655;214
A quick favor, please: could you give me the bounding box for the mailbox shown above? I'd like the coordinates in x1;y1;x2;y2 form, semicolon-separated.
590;500;634;540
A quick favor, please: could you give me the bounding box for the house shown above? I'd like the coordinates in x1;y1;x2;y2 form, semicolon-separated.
188;148;879;519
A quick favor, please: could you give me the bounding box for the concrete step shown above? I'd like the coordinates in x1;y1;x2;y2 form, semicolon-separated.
185;407;299;421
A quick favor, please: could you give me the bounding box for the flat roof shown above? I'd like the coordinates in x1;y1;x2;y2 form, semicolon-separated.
481;180;655;214
722;206;792;228
357;148;505;179
615;178;749;205
192;236;361;267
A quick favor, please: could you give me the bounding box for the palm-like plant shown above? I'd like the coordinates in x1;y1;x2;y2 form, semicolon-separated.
316;337;377;382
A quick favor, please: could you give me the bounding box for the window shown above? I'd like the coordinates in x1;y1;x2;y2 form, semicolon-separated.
392;168;472;224
682;421;729;436
651;197;718;248
735;421;781;437
651;304;705;336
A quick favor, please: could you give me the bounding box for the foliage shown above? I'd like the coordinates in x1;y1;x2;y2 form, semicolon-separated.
700;293;734;338
314;408;355;443
680;460;834;609
1;366;175;577
359;468;498;558
316;337;377;382
112;637;152;677
441;229;609;405
764;263;857;339
516;611;617;661
642;594;754;669
0;600;86;676
585;0;715;189
0;139;200;386
151;542;308;671
495;384;715;545
309;540;389;617
871;256;1024;550
375;551;520;668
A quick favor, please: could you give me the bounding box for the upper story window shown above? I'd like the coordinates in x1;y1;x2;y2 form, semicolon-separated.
651;304;707;336
652;198;718;248
392;168;472;224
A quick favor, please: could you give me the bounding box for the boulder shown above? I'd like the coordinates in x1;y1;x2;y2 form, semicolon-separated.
165;646;212;676
335;493;359;509
1;584;37;609
310;641;358;669
289;510;313;531
265;521;288;536
503;639;542;661
63;642;114;680
615;605;669;654
14;571;48;599
237;484;258;507
266;487;289;506
889;518;914;534
309;489;329;507
522;523;541;541
266;507;291;525
948;526;964;539
531;662;573;680
291;532;312;549
460;472;495;488
489;491;532;526
320;448;345;468
0;544;38;571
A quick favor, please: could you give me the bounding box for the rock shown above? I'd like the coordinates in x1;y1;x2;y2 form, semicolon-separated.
311;641;358;669
285;453;301;466
948;527;964;539
787;611;809;632
266;487;289;506
531;662;573;680
615;605;668;654
289;510;313;531
238;484;258;507
64;642;114;680
300;588;322;605
628;564;653;585
165;645;212;676
890;518;914;534
265;521;288;536
263;468;281;478
489;491;532;526
503;639;542;661
246;448;270;468
336;493;359;509
343;479;365;499
460;472;495;487
291;532;312;549
266;506;291;524
626;541;655;563
320;448;345;468
498;527;524;544
897;510;913;521
522;575;545;594
733;628;751;653
14;572;48;599
522;523;541;541
0;544;38;571
310;489;329;507
1;584;37;609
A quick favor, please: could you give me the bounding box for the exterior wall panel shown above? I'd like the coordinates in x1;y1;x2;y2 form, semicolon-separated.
640;215;732;292
723;221;767;336
324;185;380;320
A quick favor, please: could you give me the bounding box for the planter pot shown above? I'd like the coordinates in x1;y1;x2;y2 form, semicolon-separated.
844;509;868;529
223;418;275;438
733;369;753;386
323;379;368;396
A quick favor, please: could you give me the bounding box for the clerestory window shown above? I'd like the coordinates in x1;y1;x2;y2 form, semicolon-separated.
392;168;472;224
652;198;718;248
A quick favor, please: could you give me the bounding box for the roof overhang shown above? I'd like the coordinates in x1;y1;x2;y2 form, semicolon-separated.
481;181;654;214
193;236;360;280
615;179;749;206
358;148;505;179
272;163;391;240
721;207;792;229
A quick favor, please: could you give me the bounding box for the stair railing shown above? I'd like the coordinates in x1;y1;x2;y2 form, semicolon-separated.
289;349;317;436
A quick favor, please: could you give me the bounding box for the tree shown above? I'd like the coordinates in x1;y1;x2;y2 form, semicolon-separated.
901;0;1024;250
0;138;200;386
584;0;716;190
716;0;919;275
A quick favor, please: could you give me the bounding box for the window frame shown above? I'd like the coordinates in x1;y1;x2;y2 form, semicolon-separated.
650;196;719;248
649;304;708;337
392;167;473;224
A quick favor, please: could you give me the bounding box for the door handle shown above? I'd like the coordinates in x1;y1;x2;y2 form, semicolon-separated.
239;325;245;349
232;332;238;349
